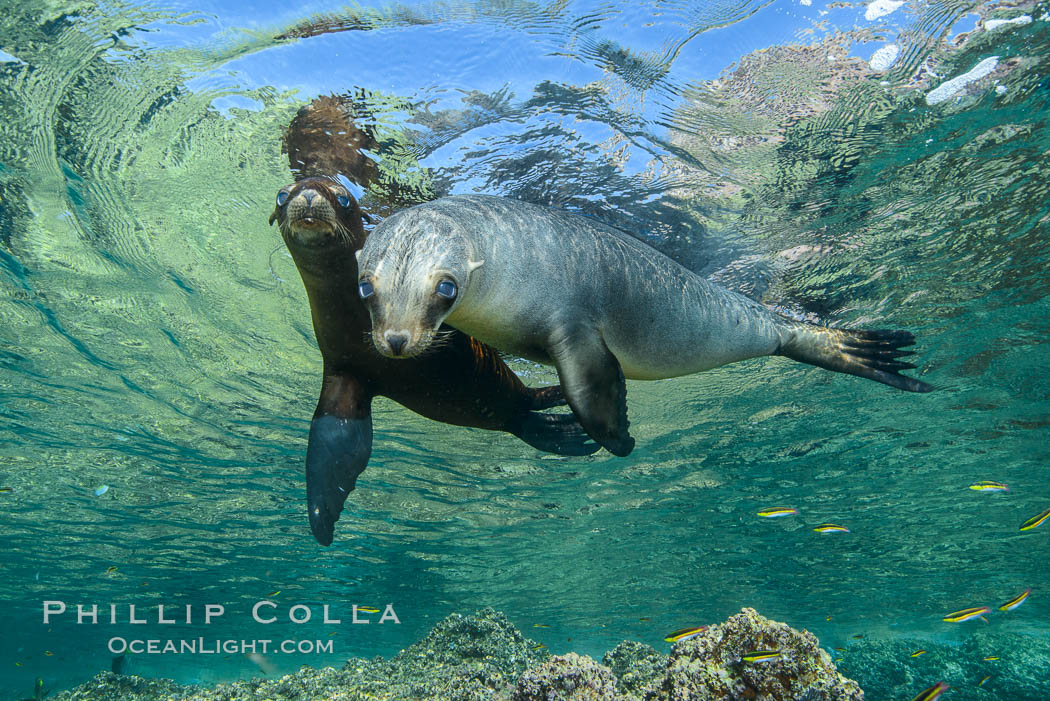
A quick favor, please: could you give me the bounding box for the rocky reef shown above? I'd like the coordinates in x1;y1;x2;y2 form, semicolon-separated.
50;607;864;701
648;608;862;701
515;652;622;701
602;641;667;696
836;629;1050;701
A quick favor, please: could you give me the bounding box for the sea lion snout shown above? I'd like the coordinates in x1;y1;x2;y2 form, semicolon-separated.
358;274;455;359
270;178;363;249
285;190;339;243
357;214;477;358
368;315;438;358
383;330;411;356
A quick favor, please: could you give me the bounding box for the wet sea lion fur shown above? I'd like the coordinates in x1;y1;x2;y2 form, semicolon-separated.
356;195;933;456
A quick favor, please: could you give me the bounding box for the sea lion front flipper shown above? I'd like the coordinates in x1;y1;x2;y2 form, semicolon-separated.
306;374;373;546
548;326;635;457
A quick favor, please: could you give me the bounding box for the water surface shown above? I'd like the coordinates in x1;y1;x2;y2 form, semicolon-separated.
1;0;1048;696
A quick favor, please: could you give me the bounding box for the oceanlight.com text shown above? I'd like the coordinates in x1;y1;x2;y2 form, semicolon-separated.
108;637;334;655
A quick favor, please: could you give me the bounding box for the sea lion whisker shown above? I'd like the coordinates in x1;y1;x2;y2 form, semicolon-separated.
432;327;457;344
263;244;287;290
334;220;355;245
413;329;456;356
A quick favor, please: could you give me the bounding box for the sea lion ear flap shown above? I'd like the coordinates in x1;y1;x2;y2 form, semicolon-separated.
467;259;485;273
268;209;278;226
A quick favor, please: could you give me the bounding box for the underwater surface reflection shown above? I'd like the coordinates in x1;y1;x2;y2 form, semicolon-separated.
1;0;1049;697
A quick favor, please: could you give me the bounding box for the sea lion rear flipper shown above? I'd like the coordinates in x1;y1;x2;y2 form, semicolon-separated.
527;385;566;410
306;374;373;546
549;326;635;457
778;325;934;393
508;411;601;456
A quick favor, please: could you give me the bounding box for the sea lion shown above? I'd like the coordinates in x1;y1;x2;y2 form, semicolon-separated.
271;180;597;546
355;195;934;457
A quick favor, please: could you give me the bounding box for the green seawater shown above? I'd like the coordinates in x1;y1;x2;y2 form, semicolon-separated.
1;0;1049;698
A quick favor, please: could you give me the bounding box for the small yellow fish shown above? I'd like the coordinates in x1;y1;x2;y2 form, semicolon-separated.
742;649;782;663
357;606;380;614
1020;508;1050;531
852;634;864;639
910;681;949;701
664;626;707;642
105;566;117;575
813;523;850;533
15;661;22;666
969;481;1009;492
532;643;547;651
998;587;1031;611
267;590;280;598
834;657;843;662
833;647;847;652
533;624;550;628
328;631;337;637
943;606;990;622
44;651;53;656
982;656;999;661
639;617;650;622
978;675;990;686
0;486;12;493
825;615;833;621
911;650;927;657
757;508;797;518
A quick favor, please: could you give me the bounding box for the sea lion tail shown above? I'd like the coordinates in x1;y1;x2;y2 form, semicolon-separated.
777;324;934;393
509;412;601;456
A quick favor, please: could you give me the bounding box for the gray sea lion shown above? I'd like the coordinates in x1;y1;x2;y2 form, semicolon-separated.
355;195;933;457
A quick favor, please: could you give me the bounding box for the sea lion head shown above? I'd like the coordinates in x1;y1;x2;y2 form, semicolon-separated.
269;176;365;250
356;208;481;358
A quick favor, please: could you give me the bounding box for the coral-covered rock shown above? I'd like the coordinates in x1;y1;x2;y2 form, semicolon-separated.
47;672;186;701
360;607;548;700
646;608;863;701
841;631;1050;701
602;641;666;696
392;607;548;681
50;608;867;701
515;653;624;701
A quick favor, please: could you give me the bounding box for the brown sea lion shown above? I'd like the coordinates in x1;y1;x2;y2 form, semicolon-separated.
271;178;597;545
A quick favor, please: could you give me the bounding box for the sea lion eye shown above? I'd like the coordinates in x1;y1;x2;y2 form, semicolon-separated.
276;190;289;206
358;280;374;299
436;280;457;299
336;193;351;208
